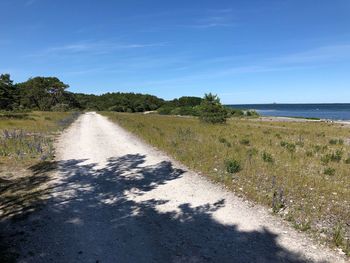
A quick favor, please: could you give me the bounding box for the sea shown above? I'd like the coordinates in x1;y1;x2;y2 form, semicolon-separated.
228;103;350;121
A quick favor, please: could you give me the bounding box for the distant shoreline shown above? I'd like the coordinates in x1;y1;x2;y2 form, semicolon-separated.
256;116;350;126
227;103;350;121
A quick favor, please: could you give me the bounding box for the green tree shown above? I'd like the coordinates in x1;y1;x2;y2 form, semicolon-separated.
199;93;228;124
0;74;17;110
19;77;69;110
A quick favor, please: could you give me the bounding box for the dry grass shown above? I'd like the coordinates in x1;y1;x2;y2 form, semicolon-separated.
0;111;79;166
0;111;80;261
0;111;80;219
103;112;350;255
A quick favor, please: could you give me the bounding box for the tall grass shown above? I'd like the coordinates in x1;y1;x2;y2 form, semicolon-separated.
0;111;80;165
103;112;350;255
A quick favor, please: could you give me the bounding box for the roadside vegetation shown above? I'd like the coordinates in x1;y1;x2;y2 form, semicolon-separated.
2;72;348;256
0;111;81;260
0;111;80;221
1;73;256;117
103;111;350;255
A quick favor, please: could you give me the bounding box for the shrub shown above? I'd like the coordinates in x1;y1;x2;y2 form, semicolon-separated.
218;137;232;147
280;141;288;147
157;106;174;115
246;110;259;117
272;188;285;213
227;108;244;117
329;138;343;145
51;103;70;112
262;151;274;163
225;159;242;174
324;167;336;176
199;93;228;124
333;224;345;247
331;150;343;162
345;157;350;164
240;138;250;145
306;151;313;157
322;150;343;164
170;106;200;116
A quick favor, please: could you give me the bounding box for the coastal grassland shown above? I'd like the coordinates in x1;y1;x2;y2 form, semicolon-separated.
0;111;79;166
103;112;350;255
0;111;80;219
0;111;80;261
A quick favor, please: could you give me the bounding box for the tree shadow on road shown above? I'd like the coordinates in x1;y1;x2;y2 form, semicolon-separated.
1;154;318;263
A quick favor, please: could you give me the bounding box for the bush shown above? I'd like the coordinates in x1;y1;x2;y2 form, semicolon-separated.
157;106;174;115
225;159;242;174
329;138;344;145
280;141;296;153
246;110;259;117
171;106;200;116
321;150;343;164
51;103;70;112
324;167;336;176
262;151;274;163
227;108;244;117
199;93;228;124
240;138;250;145
218;137;231;147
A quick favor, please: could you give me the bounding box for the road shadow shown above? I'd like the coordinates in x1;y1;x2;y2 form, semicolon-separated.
1;154;316;262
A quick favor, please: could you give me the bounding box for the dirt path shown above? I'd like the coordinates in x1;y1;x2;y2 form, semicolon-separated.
12;112;346;262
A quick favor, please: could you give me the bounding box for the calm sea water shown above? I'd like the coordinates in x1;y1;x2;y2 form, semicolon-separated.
228;104;350;121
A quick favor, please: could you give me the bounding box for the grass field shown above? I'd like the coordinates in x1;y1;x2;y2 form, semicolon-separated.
0;111;79;166
103;112;350;255
0;111;80;220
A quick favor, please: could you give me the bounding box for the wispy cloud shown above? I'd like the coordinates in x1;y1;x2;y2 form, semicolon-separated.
176;8;236;29
29;41;167;57
124;43;350;88
270;44;350;65
24;0;38;6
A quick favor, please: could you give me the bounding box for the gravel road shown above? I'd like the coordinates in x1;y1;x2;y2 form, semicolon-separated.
12;112;347;262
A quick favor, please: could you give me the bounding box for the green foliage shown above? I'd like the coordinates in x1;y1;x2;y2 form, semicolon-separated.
262;151;274;163
227;108;244;117
280;141;296;154
225;159;242;174
170;106;200;116
157;96;202;116
0;74;17;110
76;92;164;112
333;223;345;247
239;138;250;145
0;74;165;112
321;150;343;164
157;106;175;115
170;96;202;107
226;108;259;118
345;157;350;164
218;137;232;147
272;187;285;213
324;167;336;176
19;76;69;111
199;93;228;124
329;138;344;145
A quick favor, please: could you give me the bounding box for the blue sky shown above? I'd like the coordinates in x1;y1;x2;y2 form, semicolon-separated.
1;0;350;103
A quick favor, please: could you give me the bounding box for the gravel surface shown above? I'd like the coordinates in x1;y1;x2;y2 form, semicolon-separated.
10;112;347;262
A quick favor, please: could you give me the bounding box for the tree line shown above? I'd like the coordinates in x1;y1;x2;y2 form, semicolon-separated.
0;74;258;123
0;74;164;112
